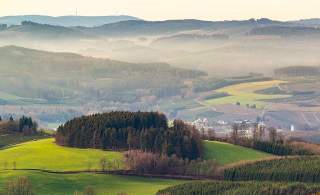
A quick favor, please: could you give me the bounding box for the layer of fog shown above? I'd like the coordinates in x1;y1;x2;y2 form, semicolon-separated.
1;32;320;77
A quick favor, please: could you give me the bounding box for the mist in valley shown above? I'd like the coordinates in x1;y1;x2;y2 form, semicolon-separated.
1;18;320;135
2;20;320;77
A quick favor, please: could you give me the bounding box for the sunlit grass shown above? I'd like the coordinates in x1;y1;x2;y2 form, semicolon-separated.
204;141;271;165
0;170;185;195
0;138;123;171
204;80;290;108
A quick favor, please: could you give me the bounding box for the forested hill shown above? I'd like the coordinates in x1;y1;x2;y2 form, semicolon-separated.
0;46;206;104
56;111;203;160
73;18;283;36
3;18;320;38
0;15;140;27
250;26;320;37
274;66;320;77
2;21;88;39
0;18;284;38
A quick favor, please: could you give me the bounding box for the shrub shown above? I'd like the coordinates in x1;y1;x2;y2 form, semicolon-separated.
124;150;218;176
5;177;34;195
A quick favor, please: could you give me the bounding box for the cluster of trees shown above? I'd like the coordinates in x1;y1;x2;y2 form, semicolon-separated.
157;181;320;195
124;150;218;177
18;116;38;135
224;156;320;182
228;123;315;156
0;116;38;135
274;66;320;77
2;177;34;195
252;140;312;156
0;24;7;31
56;111;203;160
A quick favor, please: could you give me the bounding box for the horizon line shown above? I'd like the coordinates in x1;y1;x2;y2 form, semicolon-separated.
0;15;320;22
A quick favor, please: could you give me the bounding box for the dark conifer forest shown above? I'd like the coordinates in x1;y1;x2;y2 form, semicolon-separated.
56;111;203;160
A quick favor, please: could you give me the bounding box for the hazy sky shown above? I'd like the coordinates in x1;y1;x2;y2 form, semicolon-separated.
1;0;320;21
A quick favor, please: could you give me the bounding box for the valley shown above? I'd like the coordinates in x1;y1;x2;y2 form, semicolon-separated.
1;12;320;195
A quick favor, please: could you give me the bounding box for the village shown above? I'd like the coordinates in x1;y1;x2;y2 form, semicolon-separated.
190;117;295;139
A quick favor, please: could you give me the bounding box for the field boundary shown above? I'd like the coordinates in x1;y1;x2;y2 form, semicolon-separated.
2;168;222;180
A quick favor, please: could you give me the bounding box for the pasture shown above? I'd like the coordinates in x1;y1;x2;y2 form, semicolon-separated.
204;141;271;165
0;138;123;171
0;170;184;195
204;80;290;108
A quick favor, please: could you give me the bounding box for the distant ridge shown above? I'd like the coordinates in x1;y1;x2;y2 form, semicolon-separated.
0;18;286;38
7;17;320;39
0;15;140;27
292;18;320;27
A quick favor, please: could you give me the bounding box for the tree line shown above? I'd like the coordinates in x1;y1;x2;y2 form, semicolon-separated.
225;122;315;156
124;150;217;177
0;116;38;135
56;111;203;160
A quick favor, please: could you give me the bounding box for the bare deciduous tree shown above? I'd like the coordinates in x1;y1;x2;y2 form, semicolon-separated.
5;177;34;195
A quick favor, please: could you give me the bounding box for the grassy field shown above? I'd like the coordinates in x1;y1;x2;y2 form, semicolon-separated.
0;138;274;194
0;133;51;148
204;80;290;108
0;138;272;170
204;141;271;165
0;138;123;171
0;170;185;195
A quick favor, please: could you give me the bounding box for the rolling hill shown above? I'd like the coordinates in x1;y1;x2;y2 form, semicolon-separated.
203;80;290;108
0;139;123;171
2;21;88;39
0;137;271;171
0;133;51;149
292;18;320;27
0;170;183;195
0;15;140;27
274;66;320;77
0;45;205;105
250;26;320;37
0;18;284;38
204;141;272;165
0;134;278;194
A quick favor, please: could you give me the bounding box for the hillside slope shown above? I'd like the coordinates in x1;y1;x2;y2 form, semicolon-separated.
0;170;183;195
0;139;123;171
204;141;271;165
0;15;139;27
0;46;205;104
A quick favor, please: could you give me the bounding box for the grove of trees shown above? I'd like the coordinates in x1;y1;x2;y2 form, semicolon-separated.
124;150;218;176
0;116;38;135
56;111;203;160
227;123;314;156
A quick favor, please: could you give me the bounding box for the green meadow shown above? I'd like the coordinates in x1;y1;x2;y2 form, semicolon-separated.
0;170;185;195
204;141;271;165
0;138;123;171
0;138;273;194
204;80;290;108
